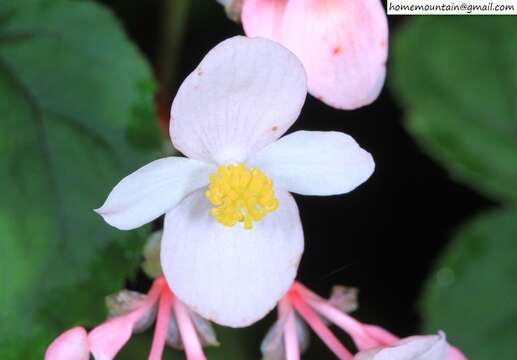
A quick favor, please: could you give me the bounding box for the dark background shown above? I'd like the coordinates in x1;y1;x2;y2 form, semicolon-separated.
99;0;491;357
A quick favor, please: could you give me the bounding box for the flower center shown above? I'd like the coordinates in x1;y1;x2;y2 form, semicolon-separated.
205;163;279;230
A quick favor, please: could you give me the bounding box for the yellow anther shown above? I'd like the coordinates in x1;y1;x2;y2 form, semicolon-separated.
205;163;279;230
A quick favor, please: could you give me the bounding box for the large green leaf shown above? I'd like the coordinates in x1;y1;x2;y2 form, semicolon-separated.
0;0;160;357
391;17;517;202
422;208;517;359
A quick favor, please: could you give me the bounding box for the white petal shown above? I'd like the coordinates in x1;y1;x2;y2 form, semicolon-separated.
96;157;213;230
160;189;304;327
170;36;307;164
355;332;449;360
249;131;374;196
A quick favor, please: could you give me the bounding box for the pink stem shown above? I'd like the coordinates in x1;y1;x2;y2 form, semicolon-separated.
279;298;300;360
148;289;173;360
284;308;301;360
144;277;168;309
291;294;353;360
307;299;381;350
173;297;206;360
123;276;168;328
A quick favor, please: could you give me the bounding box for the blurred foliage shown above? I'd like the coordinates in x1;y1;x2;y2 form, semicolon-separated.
0;0;160;358
392;17;517;204
422;209;517;360
392;17;517;360
118;325;256;359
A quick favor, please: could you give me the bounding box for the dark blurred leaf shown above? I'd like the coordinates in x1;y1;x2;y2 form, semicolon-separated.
0;0;160;358
422;208;517;359
391;17;517;203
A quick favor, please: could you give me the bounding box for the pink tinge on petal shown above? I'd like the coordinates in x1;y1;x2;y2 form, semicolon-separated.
88;278;165;360
242;0;288;41
448;346;468;360
148;288;173;360
289;291;354;360
281;0;389;110
279;298;301;360
45;327;89;360
173;296;207;360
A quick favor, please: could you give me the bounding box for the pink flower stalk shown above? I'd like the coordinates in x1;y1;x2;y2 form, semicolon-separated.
240;0;389;110
262;282;468;360
45;277;217;360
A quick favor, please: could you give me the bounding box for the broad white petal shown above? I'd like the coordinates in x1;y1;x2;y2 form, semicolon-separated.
249;131;374;196
96;157;213;230
282;0;388;110
170;36;307;164
161;189;304;327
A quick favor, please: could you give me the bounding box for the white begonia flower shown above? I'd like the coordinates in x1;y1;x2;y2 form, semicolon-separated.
96;36;375;328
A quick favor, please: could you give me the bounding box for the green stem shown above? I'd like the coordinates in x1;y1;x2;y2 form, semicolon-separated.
156;0;190;102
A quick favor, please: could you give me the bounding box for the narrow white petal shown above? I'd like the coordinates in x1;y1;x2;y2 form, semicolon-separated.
170;36;307;164
249;131;374;196
161;189;304;327
96;157;213;230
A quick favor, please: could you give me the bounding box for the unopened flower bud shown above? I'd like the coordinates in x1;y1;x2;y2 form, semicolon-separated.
328;285;358;314
216;0;243;22
142;230;163;278
105;290;157;333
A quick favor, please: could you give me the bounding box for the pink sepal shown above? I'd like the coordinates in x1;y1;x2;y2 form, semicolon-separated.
45;327;89;360
242;0;288;41
88;311;141;360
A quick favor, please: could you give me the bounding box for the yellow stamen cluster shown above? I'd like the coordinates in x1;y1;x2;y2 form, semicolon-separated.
205;163;279;230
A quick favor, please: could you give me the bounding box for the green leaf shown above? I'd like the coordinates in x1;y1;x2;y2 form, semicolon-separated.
391;17;517;202
421;208;517;359
0;0;160;358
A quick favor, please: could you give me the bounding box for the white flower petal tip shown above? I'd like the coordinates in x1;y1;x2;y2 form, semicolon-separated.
250;131;375;196
45;327;89;360
161;189;304;327
242;0;388;110
95;157;213;230
354;332;451;360
170;35;308;164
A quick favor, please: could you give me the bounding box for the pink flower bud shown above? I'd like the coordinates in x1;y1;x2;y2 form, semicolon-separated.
45;327;89;360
